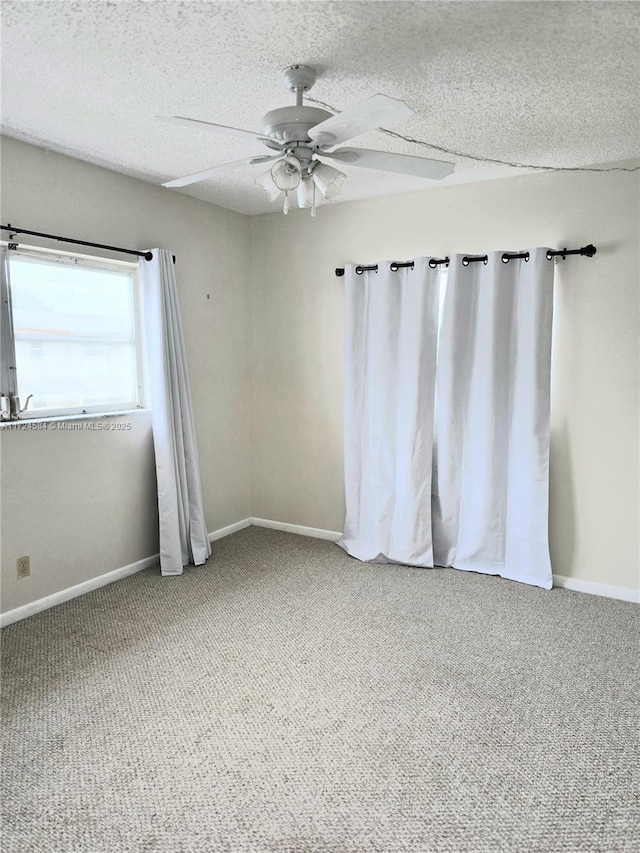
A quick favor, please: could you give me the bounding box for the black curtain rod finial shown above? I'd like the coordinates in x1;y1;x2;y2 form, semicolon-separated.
546;244;597;260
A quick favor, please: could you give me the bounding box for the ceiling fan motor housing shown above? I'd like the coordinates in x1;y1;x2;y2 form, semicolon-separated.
282;64;318;93
260;106;333;149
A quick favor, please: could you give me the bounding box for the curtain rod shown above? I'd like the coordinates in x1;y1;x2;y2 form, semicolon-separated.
334;244;597;277
0;224;172;263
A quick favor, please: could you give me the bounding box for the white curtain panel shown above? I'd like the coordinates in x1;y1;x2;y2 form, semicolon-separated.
339;259;442;565
141;250;211;576
339;249;555;589
432;249;554;588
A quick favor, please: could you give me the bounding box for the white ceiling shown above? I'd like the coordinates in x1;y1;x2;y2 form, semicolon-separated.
2;1;639;215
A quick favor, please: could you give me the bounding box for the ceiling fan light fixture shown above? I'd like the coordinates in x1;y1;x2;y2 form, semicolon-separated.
256;169;281;201
312;163;346;200
297;177;314;208
270;153;303;192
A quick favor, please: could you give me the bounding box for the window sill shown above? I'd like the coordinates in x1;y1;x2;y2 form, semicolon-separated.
0;409;151;429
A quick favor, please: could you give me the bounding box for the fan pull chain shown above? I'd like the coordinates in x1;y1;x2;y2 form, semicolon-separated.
311;181;317;218
283;191;290;215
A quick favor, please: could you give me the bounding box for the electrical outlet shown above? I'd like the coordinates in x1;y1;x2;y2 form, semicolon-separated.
17;556;30;579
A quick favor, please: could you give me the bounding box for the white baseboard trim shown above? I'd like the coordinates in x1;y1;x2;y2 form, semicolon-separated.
208;517;252;542
250;522;640;603
1;518;254;628
251;517;343;542
553;574;639;604
250;522;639;603
0;553;159;628
4;520;635;628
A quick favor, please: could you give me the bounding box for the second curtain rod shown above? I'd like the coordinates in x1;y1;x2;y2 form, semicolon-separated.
335;244;597;277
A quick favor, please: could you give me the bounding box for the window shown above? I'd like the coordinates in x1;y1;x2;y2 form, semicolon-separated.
1;246;146;419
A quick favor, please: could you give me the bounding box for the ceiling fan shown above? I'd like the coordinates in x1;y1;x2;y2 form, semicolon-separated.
158;65;454;215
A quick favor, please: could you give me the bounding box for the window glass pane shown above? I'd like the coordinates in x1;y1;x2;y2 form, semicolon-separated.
8;255;139;413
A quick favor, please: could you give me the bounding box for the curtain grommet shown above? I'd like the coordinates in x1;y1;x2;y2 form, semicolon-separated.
503;252;529;263
461;257;469;266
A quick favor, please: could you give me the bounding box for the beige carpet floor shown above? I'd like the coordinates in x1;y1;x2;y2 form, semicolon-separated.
1;527;639;852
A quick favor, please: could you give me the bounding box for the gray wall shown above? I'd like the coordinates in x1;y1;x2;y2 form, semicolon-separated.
1;137;252;612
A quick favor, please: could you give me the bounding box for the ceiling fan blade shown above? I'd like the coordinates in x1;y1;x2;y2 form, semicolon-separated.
308;94;414;147
321;147;455;180
157;115;279;144
162;155;281;188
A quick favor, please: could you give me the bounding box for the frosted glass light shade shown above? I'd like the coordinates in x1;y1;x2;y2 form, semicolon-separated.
297;178;315;209
271;154;302;191
312;163;346;199
256;170;281;201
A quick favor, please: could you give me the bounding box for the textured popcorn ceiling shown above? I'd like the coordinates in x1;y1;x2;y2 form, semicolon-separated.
2;1;639;215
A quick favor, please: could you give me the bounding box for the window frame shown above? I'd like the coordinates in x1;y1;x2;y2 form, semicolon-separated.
0;243;147;420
